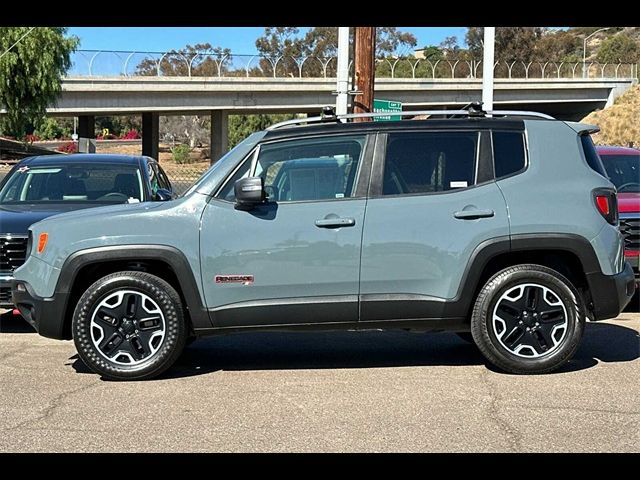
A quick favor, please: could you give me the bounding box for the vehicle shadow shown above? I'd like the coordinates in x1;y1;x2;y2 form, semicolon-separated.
69;321;639;380
0;311;35;333
624;291;639;312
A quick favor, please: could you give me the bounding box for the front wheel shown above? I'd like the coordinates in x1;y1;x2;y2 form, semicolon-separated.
471;264;585;374
73;271;187;380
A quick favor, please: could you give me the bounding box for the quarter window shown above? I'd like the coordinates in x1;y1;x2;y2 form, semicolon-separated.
493;131;526;179
580;134;608;178
382;132;478;196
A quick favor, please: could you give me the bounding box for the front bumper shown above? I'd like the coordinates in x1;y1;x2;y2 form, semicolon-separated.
586;262;636;320
624;253;639;282
11;280;70;339
0;275;14;308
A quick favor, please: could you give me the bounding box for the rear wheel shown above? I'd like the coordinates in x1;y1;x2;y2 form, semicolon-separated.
471;264;585;374
73;271;186;380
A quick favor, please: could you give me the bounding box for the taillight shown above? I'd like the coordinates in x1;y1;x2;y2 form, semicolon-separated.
593;188;618;225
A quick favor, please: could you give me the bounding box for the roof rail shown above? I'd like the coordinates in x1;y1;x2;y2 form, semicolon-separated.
266;109;555;130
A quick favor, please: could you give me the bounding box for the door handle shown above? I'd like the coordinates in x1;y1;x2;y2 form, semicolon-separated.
453;209;495;220
315;217;356;228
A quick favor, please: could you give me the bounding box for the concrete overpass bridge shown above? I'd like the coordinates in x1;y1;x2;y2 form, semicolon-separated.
50;75;635;160
7;50;639;160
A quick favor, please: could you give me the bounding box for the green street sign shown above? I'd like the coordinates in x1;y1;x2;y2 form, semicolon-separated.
373;99;402;121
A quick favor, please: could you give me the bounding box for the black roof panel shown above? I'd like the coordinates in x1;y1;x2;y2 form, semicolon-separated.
263;117;526;141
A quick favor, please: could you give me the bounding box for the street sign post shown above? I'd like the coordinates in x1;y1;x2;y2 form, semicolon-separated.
373;99;402;121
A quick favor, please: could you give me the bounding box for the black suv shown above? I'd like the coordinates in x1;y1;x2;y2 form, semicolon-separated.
0;154;173;307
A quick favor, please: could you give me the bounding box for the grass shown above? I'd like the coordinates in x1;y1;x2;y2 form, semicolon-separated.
582;85;640;148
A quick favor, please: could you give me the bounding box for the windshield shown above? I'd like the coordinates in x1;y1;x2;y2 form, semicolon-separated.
600;154;640;193
0;163;144;204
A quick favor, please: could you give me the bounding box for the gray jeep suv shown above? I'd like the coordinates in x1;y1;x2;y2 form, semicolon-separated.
11;109;635;380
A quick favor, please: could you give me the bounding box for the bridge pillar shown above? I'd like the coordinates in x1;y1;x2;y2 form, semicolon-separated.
210;110;228;165
77;115;96;153
78;115;95;139
142;112;160;160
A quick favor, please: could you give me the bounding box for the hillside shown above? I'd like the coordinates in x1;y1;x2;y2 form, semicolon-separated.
581;85;640;147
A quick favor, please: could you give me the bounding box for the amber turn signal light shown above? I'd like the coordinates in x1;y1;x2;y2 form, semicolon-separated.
37;233;49;254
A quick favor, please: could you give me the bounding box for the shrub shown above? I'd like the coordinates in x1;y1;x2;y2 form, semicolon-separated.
171;144;193;164
57;141;77;153
97;133;117;140
120;129;140;140
34;117;65;140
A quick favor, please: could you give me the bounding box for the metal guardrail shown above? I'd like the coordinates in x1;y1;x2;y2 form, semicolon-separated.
69;50;639;80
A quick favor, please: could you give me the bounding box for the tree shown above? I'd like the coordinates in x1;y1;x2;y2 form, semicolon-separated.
418;45;444;61
254;27;417;77
137;43;231;76
597;33;640;63
375;27;417;58
160;115;210;148
534;30;582;62
466;27;544;62
0;27;78;138
228;114;297;148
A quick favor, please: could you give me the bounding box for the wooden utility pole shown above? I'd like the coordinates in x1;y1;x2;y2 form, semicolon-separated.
353;27;376;120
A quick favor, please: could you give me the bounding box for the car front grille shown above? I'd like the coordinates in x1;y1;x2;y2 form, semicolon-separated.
0;287;12;305
620;216;640;251
0;235;29;272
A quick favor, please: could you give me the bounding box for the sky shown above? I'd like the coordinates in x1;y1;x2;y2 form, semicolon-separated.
67;27;469;54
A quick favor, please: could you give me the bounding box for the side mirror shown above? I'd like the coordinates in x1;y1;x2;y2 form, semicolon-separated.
154;188;173;201
234;176;265;209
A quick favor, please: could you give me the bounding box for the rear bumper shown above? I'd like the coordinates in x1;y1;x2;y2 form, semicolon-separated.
587;262;636;320
11;280;70;339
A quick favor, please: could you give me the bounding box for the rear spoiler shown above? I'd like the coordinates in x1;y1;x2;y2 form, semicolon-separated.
565;121;600;135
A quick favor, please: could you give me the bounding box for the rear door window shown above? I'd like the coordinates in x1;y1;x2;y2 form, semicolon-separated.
382;131;478;196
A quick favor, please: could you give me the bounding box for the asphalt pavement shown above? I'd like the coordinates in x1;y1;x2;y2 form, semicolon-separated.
0;310;638;452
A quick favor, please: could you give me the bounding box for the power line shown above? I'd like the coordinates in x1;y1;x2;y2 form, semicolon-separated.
0;27;36;60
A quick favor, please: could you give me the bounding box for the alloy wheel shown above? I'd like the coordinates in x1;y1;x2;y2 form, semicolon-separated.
90;290;166;366
491;283;568;358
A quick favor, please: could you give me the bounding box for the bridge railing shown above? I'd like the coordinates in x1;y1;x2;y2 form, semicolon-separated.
68;50;639;80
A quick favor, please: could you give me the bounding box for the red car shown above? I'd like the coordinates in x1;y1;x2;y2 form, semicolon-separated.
597;146;640;284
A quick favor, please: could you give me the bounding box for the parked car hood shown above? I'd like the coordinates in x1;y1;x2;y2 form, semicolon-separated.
0;203;103;235
618;193;640;214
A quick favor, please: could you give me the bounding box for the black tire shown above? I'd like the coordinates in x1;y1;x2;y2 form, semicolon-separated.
471;264;585;374
455;332;475;344
73;271;187;380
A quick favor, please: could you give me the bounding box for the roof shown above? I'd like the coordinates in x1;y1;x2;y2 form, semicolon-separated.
263;117;526;141
19;153;147;166
595;145;640;156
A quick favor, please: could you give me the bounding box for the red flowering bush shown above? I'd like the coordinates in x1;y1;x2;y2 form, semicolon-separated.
25;134;40;143
120;129;140;140
57;142;77;153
